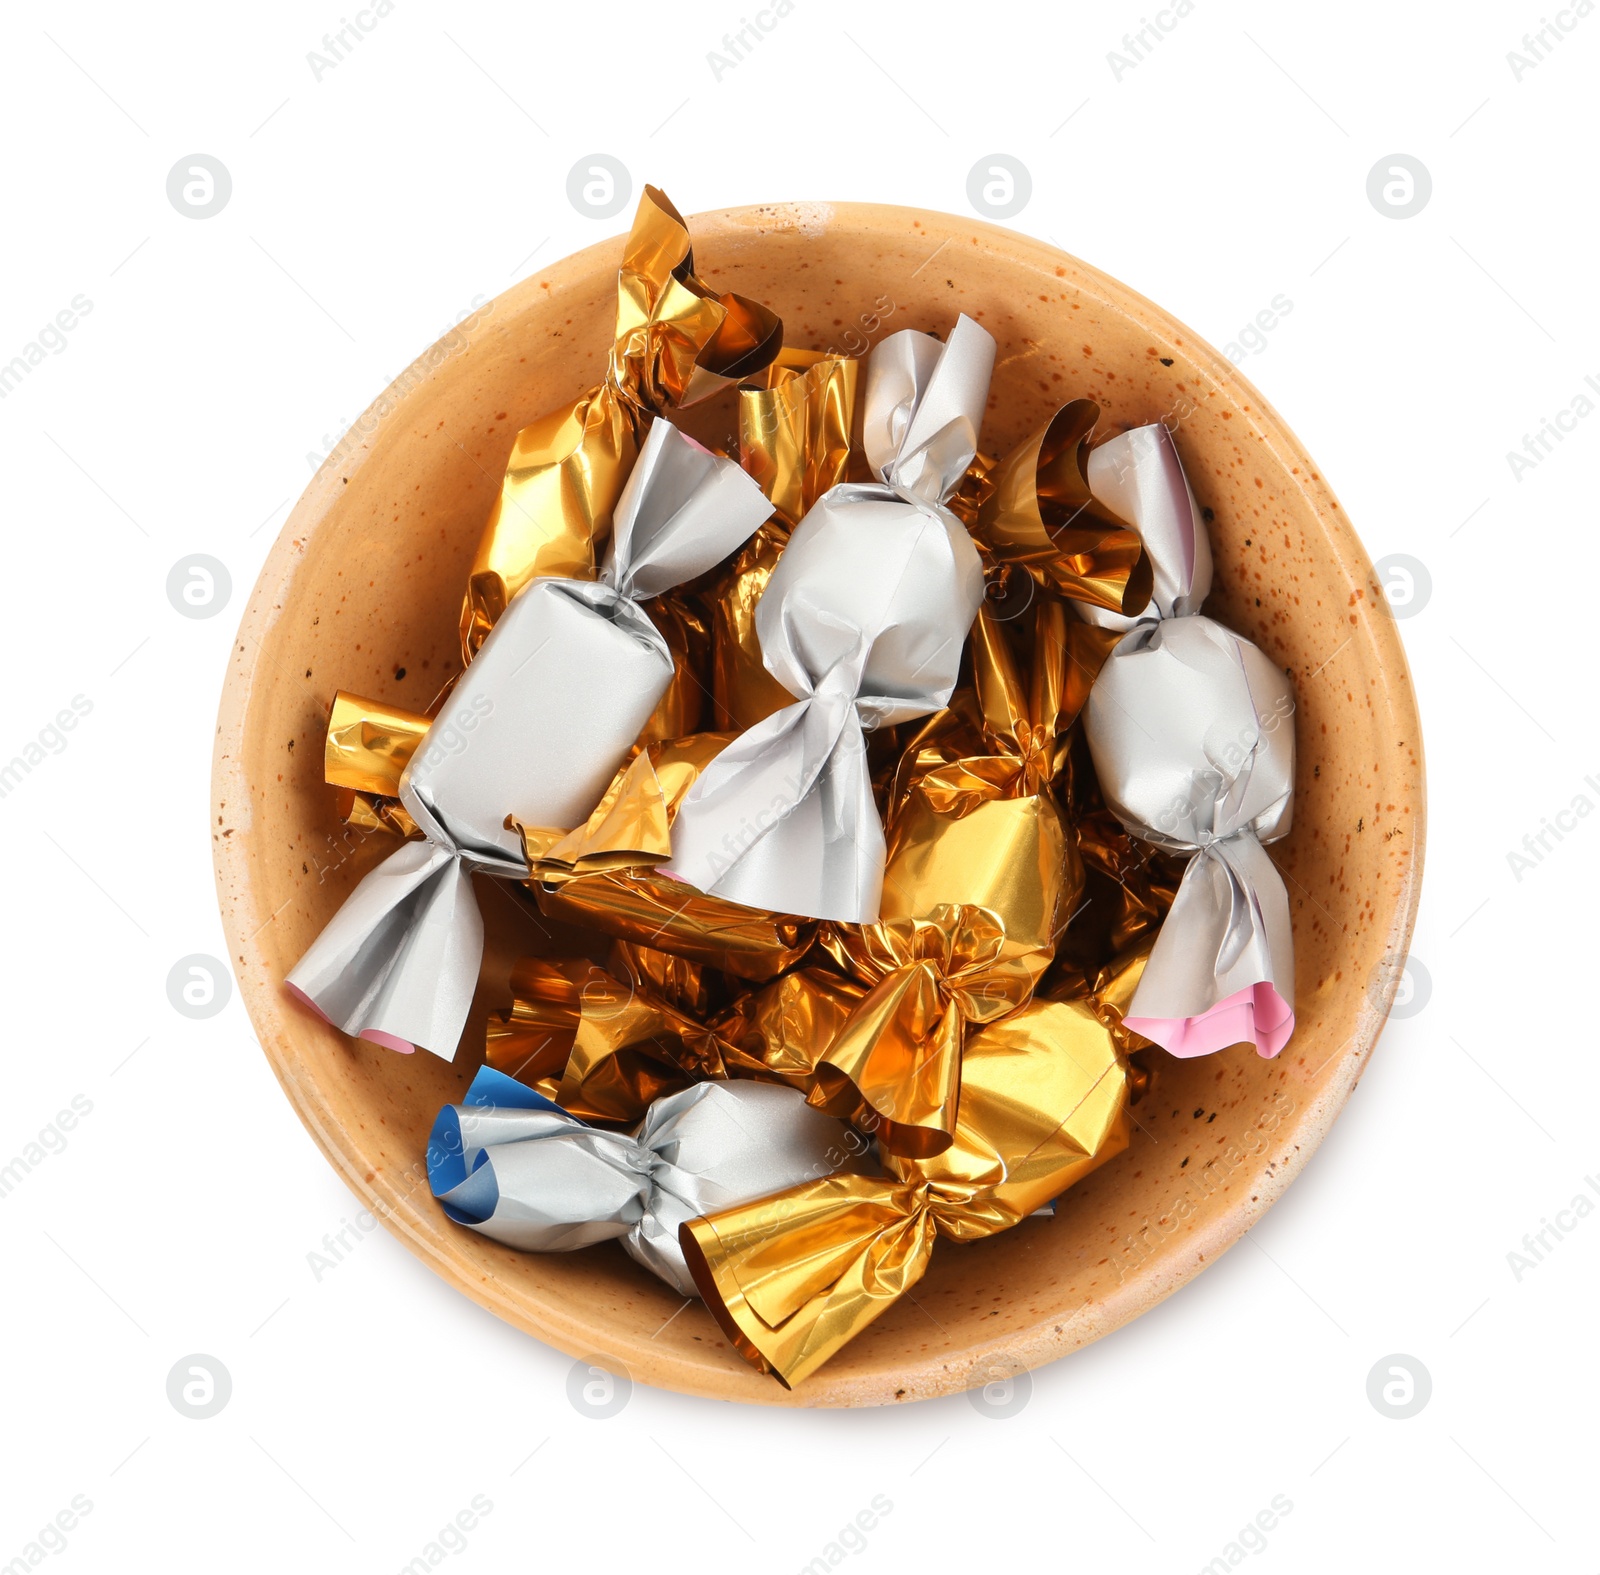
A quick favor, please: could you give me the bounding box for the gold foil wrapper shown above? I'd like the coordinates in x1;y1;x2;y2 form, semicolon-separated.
536;870;815;982
802;906;1041;1157
710;524;796;731
737;350;858;530
881;600;1115;962
637;593;712;747
460;186;782;660
1049;794;1184;989
484;949;730;1124
320;691;429;839
682;992;1131;1387
712;969;868;1089
972;401;1152;615
519;732;731;882
324;690;429;798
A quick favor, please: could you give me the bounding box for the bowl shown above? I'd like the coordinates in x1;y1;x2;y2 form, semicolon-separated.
212;200;1425;1407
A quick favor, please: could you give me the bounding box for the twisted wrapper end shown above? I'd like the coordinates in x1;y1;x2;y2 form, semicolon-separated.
1079;420;1212;631
288;427;769;1060
1086;614;1297;1059
460;185;782;659
430;1067;846;1298
666;319;996;924
972;400;1153;615
681;993;1131;1388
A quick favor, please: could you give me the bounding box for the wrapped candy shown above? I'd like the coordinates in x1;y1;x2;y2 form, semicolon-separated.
682;988;1132;1387
708;906;1039;1158
1081;423;1296;1058
286;420;771;1058
460;186;780;658
483;948;733;1124
881;597;1103;960
428;1067;847;1297
713;350;859;731
667;316;996;923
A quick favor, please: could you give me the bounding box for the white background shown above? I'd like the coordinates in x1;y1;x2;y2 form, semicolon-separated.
1;0;1594;1570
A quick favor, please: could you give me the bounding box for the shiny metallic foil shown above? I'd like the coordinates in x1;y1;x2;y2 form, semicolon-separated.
523;731;819;979
972;400;1152;615
881;598;1119;960
459;186;782;660
681;991;1131;1388
485;951;731;1124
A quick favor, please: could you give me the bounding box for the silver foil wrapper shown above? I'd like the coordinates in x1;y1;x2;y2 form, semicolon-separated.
1085;600;1296;1058
429;1069;849;1297
287;421;771;1058
665;315;994;922
1081;422;1296;1059
1080;421;1213;632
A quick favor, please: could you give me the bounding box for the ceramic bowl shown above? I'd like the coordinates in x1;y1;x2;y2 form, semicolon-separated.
212;200;1425;1407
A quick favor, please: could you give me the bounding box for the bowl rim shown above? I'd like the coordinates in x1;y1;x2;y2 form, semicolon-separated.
212;198;1426;1407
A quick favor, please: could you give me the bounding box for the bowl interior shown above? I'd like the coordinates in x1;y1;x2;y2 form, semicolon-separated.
212;200;1424;1407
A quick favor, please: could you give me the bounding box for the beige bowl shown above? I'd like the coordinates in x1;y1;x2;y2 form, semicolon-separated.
212;201;1424;1407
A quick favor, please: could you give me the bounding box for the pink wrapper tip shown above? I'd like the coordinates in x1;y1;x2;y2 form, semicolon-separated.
286;981;333;1024
1126;983;1294;1060
287;984;417;1054
358;1029;416;1055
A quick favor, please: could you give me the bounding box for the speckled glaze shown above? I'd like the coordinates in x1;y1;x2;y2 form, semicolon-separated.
212;202;1425;1408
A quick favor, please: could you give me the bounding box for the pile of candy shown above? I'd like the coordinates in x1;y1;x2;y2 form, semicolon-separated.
286;188;1297;1387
